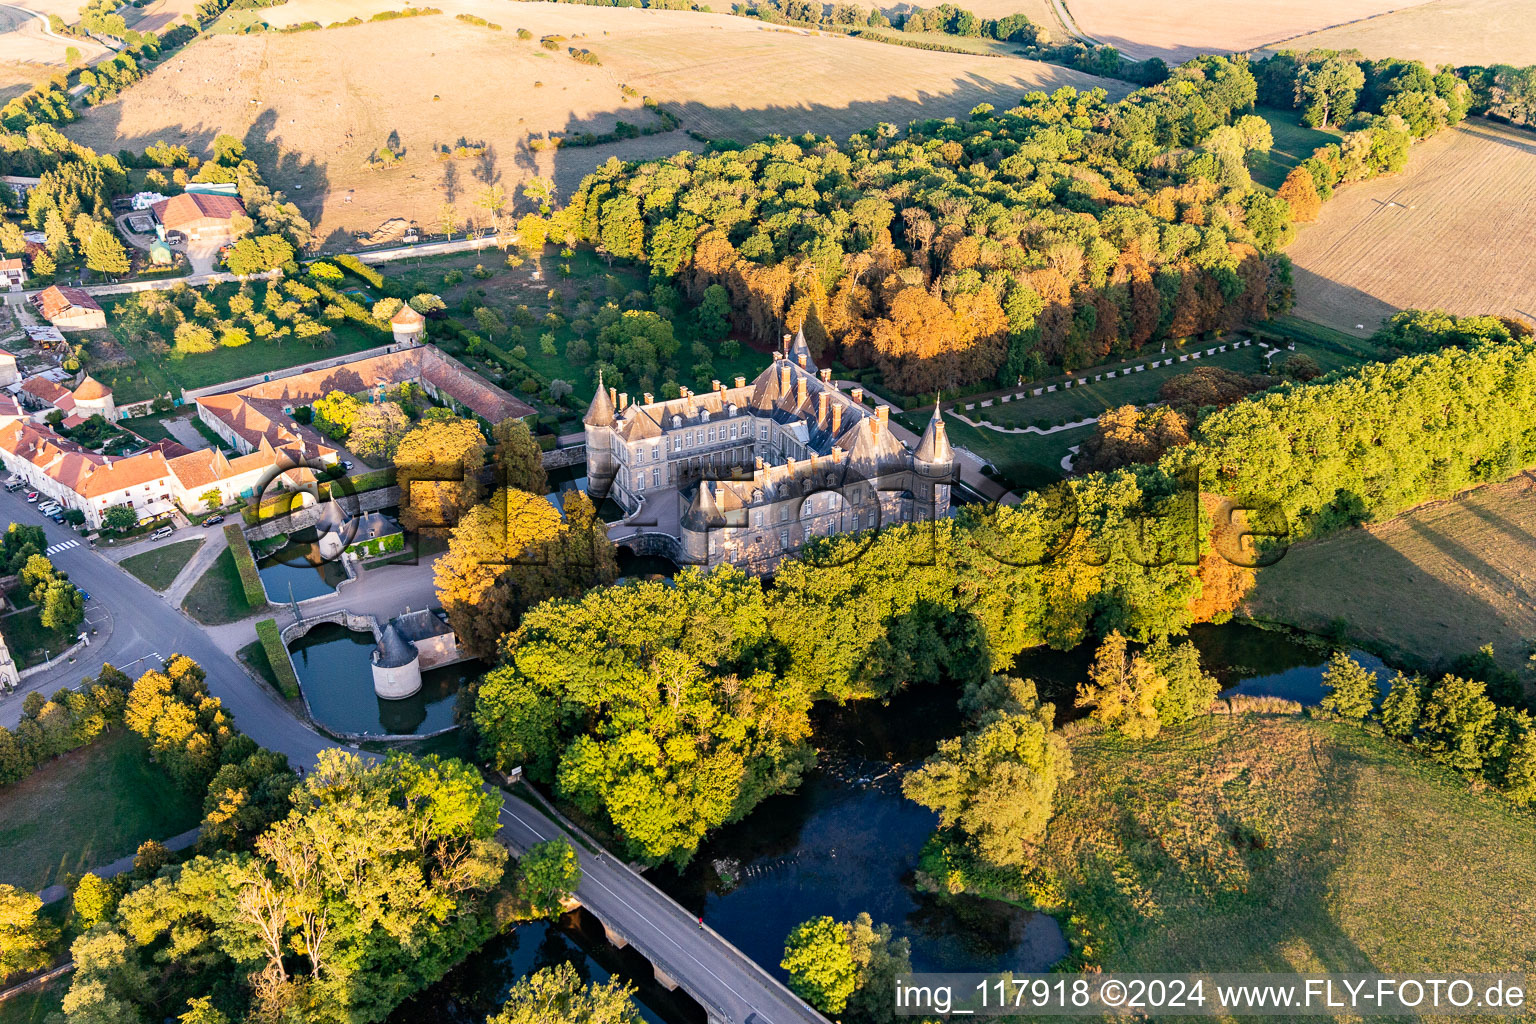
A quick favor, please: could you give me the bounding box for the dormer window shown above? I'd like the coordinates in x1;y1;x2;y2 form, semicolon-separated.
673;415;682;428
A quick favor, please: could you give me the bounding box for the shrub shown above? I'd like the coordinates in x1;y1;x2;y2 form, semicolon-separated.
332;252;384;288
254;618;299;698
224;523;267;610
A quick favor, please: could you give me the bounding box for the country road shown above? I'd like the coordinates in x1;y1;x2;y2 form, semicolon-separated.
0;487;828;1024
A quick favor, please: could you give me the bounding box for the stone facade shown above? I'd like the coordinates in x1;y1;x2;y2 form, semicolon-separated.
584;330;954;573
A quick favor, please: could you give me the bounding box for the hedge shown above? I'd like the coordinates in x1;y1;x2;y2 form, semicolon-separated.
346;531;406;558
254;618;299;698
224;523;268;610
332;252;384;290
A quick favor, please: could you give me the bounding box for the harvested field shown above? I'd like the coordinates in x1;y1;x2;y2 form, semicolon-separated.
1064;0;1435;64
1286;118;1536;336
0;1;107;65
124;0;209;34
63;0;1120;247
1277;0;1536;67
1246;471;1536;678
0;58;53;101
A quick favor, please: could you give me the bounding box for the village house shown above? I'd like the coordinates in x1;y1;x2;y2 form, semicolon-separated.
150;193;247;243
195;346;532;458
0;350;16;389
0;258;25;291
18;375;119;426
32;286;106;331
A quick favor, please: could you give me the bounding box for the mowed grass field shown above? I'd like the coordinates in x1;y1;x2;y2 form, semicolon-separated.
1286;117;1536;337
63;0;1121;247
1246;471;1536;677
1062;0;1434;63
1278;0;1536;67
1046;713;1536;976
0;729;203;890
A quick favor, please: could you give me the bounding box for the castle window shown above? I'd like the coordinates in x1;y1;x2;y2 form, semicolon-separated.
685;434;693;448
779;530;789;548
708;428;716;443
653;468;660;486
695;429;703;445
753;510;763;527
729;425;737;440
674;436;683;452
759;425;768;440
651;445;660;461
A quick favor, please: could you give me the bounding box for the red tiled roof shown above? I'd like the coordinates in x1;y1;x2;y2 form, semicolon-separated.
72;377;112;401
151;193;246;231
35;286;101;320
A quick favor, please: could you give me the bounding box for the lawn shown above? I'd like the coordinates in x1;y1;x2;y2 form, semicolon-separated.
1246;471;1536;679
1042;713;1536;976
378;248;774;416
0;607;79;669
89;283;394;405
0;729;203;890
0;984;64;1024
181;546;259;624
1249;106;1343;190
118;538;204;592
120;406;196;444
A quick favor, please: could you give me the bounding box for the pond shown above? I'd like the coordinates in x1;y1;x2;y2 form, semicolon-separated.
286;623;483;737
1011;621;1388;721
643;622;1386;989
648;682;1071;980
545;465;626;523
391;913;703;1024
255;527;347;603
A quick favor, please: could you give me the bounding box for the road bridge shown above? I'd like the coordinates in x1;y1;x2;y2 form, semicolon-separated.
499;795;829;1024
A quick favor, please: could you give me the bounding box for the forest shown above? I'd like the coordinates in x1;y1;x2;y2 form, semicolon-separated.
542;44;1500;397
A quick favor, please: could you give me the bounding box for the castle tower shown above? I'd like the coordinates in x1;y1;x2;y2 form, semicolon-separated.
583;371;618;500
912;397;954;518
787;325;816;373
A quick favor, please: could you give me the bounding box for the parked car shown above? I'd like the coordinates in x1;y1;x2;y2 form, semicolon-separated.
204;514;225;527
78;590;90;602
38;502;60;515
3;478;22;492
341;460;354;471
25;491;37;503
47;511;63;523
151;525;174;541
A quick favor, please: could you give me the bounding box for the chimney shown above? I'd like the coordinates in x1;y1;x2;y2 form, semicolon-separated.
618;393;629;411
734;376;746;388
782;332;792;351
817;391;829;424
875;405;889;433
643;392;654;404
797;354;807;369
779;366;791;393
796;378;807;405
755;456;765;471
608;386;617;408
711;379;721;392
851;387;864;404
820;368;831;383
831;404;843;435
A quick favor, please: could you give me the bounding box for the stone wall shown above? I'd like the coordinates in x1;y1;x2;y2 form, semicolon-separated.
245;486;400;542
543;444;586;470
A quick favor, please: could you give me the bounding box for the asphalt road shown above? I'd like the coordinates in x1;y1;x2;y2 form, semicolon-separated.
500;797;829;1024
0;492;828;1022
0;490;329;765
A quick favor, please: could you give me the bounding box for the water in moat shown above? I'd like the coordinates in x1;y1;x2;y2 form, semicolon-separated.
286;623;485;737
255;527;348;602
388;913;703;1024
401;622;1385;1014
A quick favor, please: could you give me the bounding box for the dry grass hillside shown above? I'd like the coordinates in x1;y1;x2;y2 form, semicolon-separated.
1277;0;1536;67
1246;472;1536;676
0;1;108;66
64;0;1119;248
1285;118;1536;336
1063;0;1435;63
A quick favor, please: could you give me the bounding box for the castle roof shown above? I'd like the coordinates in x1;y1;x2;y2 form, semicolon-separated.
914;400;953;465
583;372;616;427
72;376;112;402
374;622;417;669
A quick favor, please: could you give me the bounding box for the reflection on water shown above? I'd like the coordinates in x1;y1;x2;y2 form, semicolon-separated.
545;467;626;523
1013;622;1386;722
287;623;482;736
650;684;1069;978
390;912;702;1024
256;528;347;602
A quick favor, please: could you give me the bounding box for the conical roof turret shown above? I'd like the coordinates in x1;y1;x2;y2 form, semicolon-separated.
583;370;616;427
914;397;953;465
